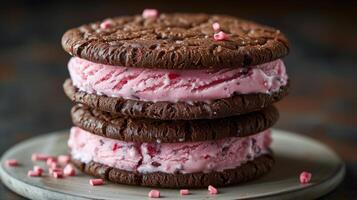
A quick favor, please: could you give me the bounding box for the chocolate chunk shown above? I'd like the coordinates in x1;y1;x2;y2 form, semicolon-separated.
151;162;161;167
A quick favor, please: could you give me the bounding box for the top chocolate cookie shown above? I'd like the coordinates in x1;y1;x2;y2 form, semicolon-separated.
62;13;289;69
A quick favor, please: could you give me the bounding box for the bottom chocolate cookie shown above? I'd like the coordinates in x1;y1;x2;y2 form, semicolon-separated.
71;153;274;188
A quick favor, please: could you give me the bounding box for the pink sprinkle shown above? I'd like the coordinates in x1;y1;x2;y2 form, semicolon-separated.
58;155;70;164
6;159;18;167
50;162;59;169
213;31;229;41
31;153;49;161
212;22;220;31
148;189;160;198
89;179;104;186
33;166;43;174
299;171;312;184
180;189;190;196
49;167;62;175
46;157;57;166
208;185;218;194
63;164;76;176
28;170;41;177
142;9;159;19
100;19;113;29
53;171;63;178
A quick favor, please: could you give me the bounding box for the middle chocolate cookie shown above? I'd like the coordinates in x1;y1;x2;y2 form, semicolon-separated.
71;104;279;143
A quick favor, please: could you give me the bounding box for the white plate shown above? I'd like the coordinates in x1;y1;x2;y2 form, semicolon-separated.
0;129;345;200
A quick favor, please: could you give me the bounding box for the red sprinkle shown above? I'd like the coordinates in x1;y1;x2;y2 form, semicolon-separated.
148;189;160;198
213;31;229;41
63;164;76;176
180;189;190;196
58;155;70;164
208;185;218;194
28;170;41;177
299;171;312;184
31;153;49;161
33;166;43;174
142;9;159;19
53;171;63;179
89;179;104;186
212;22;220;31
100;19;113;29
6;159;18;167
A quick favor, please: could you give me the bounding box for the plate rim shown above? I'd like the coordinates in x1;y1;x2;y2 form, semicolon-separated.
0;129;346;200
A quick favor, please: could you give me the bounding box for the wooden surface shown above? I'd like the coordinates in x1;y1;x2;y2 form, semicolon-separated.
0;1;356;199
0;129;345;200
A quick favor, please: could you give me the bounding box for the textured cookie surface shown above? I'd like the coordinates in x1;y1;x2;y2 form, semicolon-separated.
71;104;278;142
62;13;289;69
71;153;274;188
64;79;289;120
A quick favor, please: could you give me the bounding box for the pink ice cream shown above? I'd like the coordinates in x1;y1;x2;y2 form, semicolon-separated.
68;57;288;103
68;127;271;174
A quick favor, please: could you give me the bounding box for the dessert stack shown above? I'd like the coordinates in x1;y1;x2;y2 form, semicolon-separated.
61;11;289;188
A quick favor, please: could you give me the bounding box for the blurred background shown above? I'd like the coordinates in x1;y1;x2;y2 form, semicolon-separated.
0;0;356;199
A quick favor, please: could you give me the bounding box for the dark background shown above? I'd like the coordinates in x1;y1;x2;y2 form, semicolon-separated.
1;1;356;199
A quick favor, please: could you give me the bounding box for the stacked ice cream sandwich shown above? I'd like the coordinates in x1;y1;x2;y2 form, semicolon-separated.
61;12;289;188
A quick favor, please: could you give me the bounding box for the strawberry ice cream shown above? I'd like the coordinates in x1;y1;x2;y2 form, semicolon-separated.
68;57;288;103
68;127;271;174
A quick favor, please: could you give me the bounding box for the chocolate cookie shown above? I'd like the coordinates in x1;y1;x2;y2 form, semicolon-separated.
71;153;274;188
62;13;289;69
64;79;289;120
71;104;278;143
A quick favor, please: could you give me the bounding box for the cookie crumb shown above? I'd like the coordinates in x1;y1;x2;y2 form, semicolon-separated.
180;189;190;195
6;159;18;167
148;189;160;198
208;185;218;194
299;171;312;184
90;178;104;186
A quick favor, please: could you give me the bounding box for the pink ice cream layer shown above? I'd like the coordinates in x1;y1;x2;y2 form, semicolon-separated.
68;57;288;102
68;127;272;174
